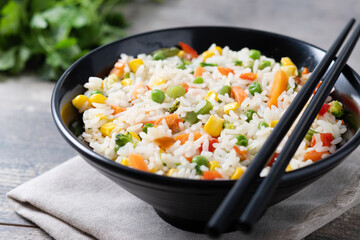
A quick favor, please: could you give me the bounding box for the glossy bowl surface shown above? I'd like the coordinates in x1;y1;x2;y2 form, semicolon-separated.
51;26;360;233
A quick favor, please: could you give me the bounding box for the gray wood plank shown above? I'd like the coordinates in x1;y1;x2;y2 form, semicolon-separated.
0;225;52;240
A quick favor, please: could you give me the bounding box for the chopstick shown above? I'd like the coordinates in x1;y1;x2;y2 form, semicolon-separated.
239;22;360;230
206;18;356;237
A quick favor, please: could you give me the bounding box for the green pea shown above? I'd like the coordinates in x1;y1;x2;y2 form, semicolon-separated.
166;85;185;98
90;89;103;96
192;155;209;175
258;121;269;129
236;134;248;146
195;100;213;115
184;111;199;124
258;60;271;70
193;76;204;84
330;100;344;118
249;82;262;95
218;85;231;96
143;123;154;134
249;49;261;60
153;51;165;60
245;109;257;122
151;89;165;103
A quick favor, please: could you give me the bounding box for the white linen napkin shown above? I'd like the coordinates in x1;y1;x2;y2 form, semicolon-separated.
7;150;360;240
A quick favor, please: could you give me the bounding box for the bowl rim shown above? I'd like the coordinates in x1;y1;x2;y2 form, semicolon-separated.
51;25;360;188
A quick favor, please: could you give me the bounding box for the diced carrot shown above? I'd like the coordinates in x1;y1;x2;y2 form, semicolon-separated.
111;106;126;115
180;82;189;93
184;154;193;163
318;104;330;116
217;66;235;76
304;150;329;161
194;66;205;78
311;133;333;147
154;113;183;132
313;81;322;94
240;72;257;80
141;120;156;126
267;152;279;167
179;41;198;59
202;170;222;180
231;86;247;105
109;62;125;78
199;138;219;153
153;136;177;150
174;131;202;144
267;70;289;108
301;67;310;77
233;146;249;160
129;153;149;172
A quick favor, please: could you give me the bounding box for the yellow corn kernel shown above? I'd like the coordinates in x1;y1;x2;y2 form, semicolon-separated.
280;57;295;66
270;120;279;128
89;93;107;104
150;78;166;88
129;131;141;141
202;50;215;61
121;78;133;86
204;115;225;137
100;122;117;137
280;65;297;77
177;50;185;57
215;46;223;55
285;164;293;172
129;59;144;73
210;161;220;171
150;168;157;173
72;95;90;112
96;113;108;121
231;167;245;180
120;157;130;166
166;168;178;176
223;102;240;114
204;90;219;101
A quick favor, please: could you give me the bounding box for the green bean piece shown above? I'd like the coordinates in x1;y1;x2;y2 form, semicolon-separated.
248;82;262;95
193;76;204;84
184;111;199;124
258;60;271;70
330;101;344;118
153;51;165;60
218;85;231;96
142;123;154;134
168;100;180;113
177;64;186;70
200;62;218;67
258;121;269;129
152;47;180;60
233;59;242;66
151;89;165;103
166;85;185;98
90;89;103;96
236;134;248;146
123;72;130;78
195;100;213;115
249;49;261;60
223;120;235;129
245;109;257;122
305;128;318;141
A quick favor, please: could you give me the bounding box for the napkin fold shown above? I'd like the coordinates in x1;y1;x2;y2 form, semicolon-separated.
7;151;360;240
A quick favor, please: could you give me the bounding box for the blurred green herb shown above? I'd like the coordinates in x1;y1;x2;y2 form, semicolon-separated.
0;0;129;81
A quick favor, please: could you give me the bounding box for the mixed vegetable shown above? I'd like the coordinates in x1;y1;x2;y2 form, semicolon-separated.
71;42;346;180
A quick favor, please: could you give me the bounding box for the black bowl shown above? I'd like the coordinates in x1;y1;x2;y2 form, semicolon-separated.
51;26;360;233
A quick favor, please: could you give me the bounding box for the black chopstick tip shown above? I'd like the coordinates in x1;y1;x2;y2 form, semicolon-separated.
237;220;253;233
204;224;222;238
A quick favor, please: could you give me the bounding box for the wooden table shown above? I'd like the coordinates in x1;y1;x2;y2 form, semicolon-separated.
1;0;360;239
